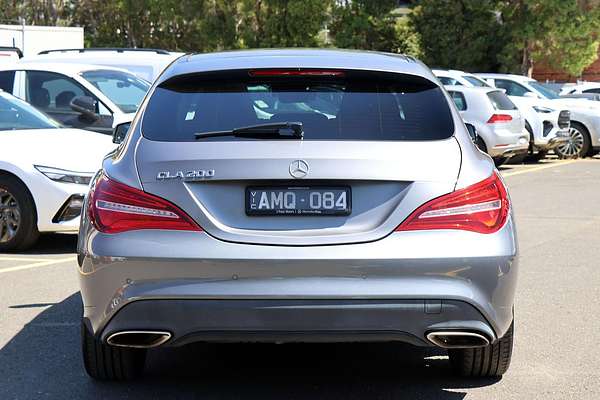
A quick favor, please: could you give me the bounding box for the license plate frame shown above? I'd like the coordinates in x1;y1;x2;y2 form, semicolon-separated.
245;186;352;216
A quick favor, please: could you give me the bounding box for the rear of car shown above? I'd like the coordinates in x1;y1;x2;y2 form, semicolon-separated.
447;86;528;164
77;50;518;381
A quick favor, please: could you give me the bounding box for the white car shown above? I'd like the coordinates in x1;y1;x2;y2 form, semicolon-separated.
24;48;183;82
477;73;600;158
560;82;600;96
445;85;528;166
0;47;22;63
434;69;570;158
0;91;115;251
0;62;149;135
433;69;491;88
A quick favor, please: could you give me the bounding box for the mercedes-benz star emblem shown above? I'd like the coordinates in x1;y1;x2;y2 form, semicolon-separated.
289;160;309;179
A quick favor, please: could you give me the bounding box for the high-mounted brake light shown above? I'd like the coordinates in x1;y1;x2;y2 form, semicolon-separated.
88;174;201;234
248;69;345;77
487;114;513;123
396;172;509;234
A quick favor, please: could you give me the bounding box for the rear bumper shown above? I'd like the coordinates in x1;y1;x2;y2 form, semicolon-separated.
491;143;529;159
99;298;497;347
78;214;518;347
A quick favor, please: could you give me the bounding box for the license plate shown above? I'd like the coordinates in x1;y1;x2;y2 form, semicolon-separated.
246;186;351;216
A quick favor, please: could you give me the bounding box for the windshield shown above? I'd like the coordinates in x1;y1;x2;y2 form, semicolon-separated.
463;75;490;87
142;71;454;142
529;81;560;99
0;93;61;131
81;70;150;113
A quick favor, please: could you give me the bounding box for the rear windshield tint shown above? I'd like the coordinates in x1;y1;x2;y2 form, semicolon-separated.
142;70;454;142
487;91;517;110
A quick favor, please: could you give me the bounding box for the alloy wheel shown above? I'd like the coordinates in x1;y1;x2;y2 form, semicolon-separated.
556;127;585;158
0;187;20;243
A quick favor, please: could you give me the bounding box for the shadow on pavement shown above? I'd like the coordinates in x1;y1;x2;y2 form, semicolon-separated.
19;233;78;255
0;293;501;399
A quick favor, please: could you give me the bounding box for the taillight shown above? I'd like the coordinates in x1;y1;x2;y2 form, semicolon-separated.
487;114;513;123
248;69;345;77
396;172;509;234
88;174;201;234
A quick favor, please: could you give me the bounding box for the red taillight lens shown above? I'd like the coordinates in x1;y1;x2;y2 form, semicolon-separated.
248;69;345;77
396;172;509;234
88;174;202;234
487;114;513;123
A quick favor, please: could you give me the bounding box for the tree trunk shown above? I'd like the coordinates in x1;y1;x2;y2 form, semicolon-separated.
521;41;533;77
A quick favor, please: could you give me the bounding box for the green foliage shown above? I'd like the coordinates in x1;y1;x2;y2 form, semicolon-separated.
329;0;399;51
497;0;600;76
410;0;503;71
2;0;599;78
239;0;331;48
394;17;422;58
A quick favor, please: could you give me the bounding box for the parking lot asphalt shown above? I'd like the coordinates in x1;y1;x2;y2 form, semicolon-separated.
0;157;598;399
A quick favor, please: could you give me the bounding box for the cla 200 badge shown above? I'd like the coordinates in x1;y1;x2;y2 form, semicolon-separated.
156;169;215;181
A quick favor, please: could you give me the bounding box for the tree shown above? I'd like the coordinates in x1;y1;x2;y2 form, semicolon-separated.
239;0;331;48
393;16;422;58
498;0;600;77
329;0;399;51
410;0;503;71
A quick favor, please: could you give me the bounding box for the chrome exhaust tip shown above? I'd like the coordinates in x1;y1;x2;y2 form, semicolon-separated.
106;331;171;348
426;331;490;349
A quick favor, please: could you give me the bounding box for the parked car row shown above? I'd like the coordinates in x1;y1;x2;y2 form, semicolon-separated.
434;69;576;162
2;47;599;382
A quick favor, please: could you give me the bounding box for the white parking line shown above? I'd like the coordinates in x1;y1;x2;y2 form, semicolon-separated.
502;160;576;177
0;256;50;263
0;256;75;274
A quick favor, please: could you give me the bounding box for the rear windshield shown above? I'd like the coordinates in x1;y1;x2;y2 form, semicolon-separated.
142;70;454;142
487;91;517;110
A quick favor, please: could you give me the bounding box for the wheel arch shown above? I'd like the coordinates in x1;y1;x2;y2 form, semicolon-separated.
570;120;593;156
0;167;39;224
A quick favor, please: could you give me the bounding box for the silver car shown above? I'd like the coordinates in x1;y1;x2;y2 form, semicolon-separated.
77;49;518;381
446;85;528;166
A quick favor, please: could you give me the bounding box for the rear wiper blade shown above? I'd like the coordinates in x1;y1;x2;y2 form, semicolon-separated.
195;122;303;140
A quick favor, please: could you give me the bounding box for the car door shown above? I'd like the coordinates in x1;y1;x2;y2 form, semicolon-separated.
23;70;114;134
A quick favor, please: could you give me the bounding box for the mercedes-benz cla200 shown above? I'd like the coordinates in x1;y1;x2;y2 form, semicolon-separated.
78;50;517;380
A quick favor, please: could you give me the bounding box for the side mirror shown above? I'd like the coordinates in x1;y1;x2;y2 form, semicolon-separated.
523;91;539;99
465;124;478;143
112;122;131;144
70;96;97;119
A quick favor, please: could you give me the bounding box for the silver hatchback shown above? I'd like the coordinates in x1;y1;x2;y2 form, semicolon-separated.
78;49;518;380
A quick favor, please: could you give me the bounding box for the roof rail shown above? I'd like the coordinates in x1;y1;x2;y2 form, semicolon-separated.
0;47;23;58
38;48;171;55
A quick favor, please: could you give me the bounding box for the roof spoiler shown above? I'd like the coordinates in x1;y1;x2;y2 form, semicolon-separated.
38;47;170;55
0;46;23;58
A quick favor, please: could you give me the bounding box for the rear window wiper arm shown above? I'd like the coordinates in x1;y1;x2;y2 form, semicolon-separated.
195;122;304;140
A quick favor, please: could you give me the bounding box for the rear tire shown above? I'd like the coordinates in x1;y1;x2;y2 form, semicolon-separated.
81;321;146;381
0;175;39;252
448;321;514;378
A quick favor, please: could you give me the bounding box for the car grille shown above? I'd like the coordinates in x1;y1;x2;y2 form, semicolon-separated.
558;110;570;129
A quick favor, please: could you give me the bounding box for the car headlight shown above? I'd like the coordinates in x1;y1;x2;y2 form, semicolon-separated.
34;165;94;185
533;106;555;113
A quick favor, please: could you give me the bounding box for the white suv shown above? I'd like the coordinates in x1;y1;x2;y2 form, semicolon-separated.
0;62;150;135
